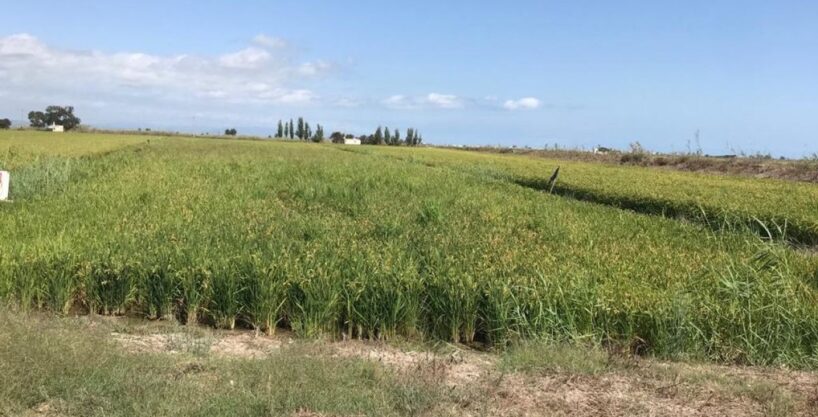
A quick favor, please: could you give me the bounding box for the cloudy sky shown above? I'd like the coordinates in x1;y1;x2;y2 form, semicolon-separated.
1;1;817;156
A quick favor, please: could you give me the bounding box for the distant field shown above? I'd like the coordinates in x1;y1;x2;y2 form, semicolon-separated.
372;146;818;245
2;130;818;367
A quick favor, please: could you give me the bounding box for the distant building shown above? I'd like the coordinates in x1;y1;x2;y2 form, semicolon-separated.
48;124;64;133
344;138;361;145
593;146;612;154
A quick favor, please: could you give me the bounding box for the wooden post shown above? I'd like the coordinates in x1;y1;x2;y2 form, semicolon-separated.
546;166;560;193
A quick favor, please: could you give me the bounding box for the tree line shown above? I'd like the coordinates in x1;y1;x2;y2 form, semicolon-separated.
275;118;325;142
353;126;423;146
272;118;423;146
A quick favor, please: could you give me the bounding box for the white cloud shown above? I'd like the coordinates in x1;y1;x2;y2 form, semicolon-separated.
503;97;541;110
382;94;416;109
382;93;464;110
276;89;316;104
424;93;463;109
297;60;332;76
0;33;331;108
218;47;271;69
252;34;288;49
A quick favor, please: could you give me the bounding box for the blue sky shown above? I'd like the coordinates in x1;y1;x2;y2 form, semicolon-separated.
1;1;816;156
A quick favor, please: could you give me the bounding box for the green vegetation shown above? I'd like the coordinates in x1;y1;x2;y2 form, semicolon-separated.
0;308;439;417
2;130;818;367
500;340;618;375
371;146;818;245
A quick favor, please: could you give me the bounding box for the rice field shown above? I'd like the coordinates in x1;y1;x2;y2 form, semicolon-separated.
2;130;818;367
368;146;818;245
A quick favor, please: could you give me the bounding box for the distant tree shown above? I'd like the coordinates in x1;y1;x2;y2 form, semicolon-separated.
224;128;237;136
28;111;47;128
311;124;324;143
276;120;284;137
0;118;11;129
384;126;392;145
304;121;312;140
330;131;345;144
289;119;295;139
49;106;80;130
296;117;305;140
405;128;414;146
28;106;82;130
374;126;384;145
393;128;400;145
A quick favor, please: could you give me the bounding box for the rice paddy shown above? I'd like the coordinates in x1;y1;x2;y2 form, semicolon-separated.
2;130;818;367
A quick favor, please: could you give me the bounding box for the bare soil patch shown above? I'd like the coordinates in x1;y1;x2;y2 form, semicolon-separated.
111;328;288;358
103;321;818;417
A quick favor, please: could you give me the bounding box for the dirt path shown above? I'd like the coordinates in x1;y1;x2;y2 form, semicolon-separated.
105;319;818;417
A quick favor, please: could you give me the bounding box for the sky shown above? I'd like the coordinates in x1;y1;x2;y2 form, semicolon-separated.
1;1;816;157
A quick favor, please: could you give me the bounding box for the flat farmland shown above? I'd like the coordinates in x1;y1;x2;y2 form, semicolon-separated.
2;130;817;367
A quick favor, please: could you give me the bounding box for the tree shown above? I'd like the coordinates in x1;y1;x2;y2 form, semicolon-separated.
394;129;400;145
28;111;47;128
330;131;345;144
384;126;392;145
276;120;284;138
297;117;305;140
0;118;11;129
312;124;324;143
224;128;237;136
304;121;312;140
405;128;414;146
28;106;81;130
289;119;295;139
374;126;384;145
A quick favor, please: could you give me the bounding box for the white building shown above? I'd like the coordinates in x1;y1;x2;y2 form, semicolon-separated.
344;138;361;145
48;124;64;133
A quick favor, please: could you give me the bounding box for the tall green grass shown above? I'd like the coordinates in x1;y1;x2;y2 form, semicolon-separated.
2;131;818;367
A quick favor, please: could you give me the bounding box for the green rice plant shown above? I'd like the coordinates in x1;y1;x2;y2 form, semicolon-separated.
421;250;481;343
8;156;74;200
175;265;212;325
141;263;177;320
208;263;243;329
41;256;78;315
241;255;288;335
287;251;342;338
7;259;41;311
340;250;420;340
82;260;134;315
694;244;818;365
